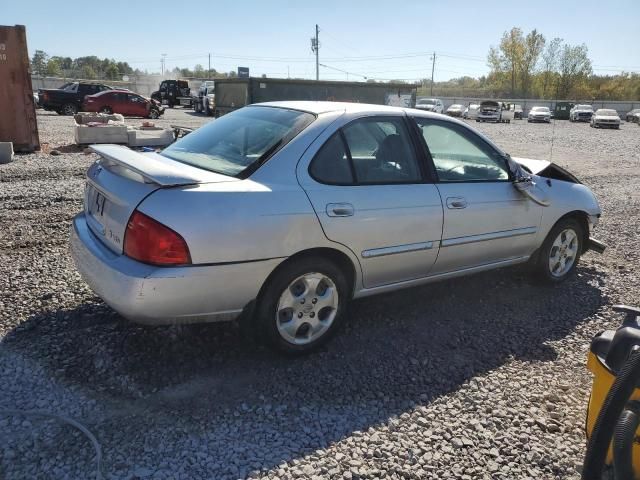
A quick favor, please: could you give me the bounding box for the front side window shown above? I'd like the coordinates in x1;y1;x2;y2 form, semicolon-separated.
415;119;509;182
162;106;314;178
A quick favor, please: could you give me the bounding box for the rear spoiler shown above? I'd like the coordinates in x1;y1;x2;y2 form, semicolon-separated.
90;144;221;186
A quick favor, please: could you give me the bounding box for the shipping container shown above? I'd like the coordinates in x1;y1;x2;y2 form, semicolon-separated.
0;25;39;152
212;77;417;116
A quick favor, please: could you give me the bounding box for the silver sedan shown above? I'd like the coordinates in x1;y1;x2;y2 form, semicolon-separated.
71;101;605;353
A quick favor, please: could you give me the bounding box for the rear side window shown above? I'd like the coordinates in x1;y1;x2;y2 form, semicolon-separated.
309;133;354;184
309;117;422;185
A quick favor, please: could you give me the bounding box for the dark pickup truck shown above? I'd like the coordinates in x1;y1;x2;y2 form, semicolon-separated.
38;82;113;115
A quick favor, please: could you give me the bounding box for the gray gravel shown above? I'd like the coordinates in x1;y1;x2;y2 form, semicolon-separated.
1;109;639;479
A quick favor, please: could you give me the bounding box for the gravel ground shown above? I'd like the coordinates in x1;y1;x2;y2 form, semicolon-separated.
0;109;639;479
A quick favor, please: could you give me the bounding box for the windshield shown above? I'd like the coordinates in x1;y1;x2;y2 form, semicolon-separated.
449;104;463;109
418;99;436;105
576;105;593;110
597;109;617;116
161;106;315;178
532;107;549;112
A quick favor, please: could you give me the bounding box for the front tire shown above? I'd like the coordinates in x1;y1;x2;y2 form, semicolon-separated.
256;257;349;354
533;218;584;283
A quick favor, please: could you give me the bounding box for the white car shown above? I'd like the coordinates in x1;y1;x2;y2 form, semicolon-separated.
445;104;465;117
463;104;480;120
415;98;444;113
590;109;621;129
528;107;551;123
570;105;594;122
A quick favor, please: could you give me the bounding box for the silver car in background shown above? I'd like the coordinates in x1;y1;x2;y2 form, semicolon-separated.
415;98;444;113
528;106;551;123
590;109;621;129
71;101;604;354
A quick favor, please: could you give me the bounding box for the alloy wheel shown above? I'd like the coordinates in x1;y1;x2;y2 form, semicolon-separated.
276;272;339;345
548;228;579;278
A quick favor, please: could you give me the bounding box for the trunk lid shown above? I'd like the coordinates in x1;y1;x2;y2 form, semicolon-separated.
84;145;237;254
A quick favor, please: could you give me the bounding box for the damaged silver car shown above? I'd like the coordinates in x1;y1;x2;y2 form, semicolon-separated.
71;101;605;353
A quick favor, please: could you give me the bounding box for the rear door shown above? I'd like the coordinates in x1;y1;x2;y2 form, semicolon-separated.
297;115;443;288
412;117;542;274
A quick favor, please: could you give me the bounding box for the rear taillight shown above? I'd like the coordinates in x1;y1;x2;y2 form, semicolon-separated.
123;211;191;266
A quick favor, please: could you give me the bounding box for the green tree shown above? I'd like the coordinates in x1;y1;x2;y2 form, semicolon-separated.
45;58;62;76
540;37;563;97
520;29;546;98
31;50;48;75
558;43;592;98
105;64;120;80
81;65;97;80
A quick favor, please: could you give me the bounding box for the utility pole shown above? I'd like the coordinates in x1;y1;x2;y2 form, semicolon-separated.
311;24;319;81
161;53;167;76
208;53;211;79
430;52;436;96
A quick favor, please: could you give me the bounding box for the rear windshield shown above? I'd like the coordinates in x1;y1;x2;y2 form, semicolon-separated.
418;99;436;105
161;106;315;178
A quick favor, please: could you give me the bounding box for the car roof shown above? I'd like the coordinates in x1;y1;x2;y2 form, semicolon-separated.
254;101;408;115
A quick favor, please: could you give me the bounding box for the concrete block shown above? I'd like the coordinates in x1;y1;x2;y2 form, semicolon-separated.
74;112;125;125
127;127;174;147
74;124;129;145
0;142;14;164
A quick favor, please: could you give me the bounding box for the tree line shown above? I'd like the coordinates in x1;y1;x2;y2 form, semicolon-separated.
30;50;140;80
420;27;639;101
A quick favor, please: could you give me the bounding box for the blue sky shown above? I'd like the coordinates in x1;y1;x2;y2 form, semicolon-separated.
5;0;639;81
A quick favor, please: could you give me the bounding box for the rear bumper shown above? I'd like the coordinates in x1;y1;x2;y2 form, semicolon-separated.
70;213;282;324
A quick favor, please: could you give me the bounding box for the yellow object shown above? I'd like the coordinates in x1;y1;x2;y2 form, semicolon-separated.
586;351;640;477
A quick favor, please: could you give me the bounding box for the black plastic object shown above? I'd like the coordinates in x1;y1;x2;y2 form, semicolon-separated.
583;305;640;480
613;402;640;480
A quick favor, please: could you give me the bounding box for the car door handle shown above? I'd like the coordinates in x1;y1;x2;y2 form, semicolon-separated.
446;197;468;209
326;203;354;217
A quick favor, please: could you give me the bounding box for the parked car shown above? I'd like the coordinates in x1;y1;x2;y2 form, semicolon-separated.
463;103;480;119
445;104;465;117
553;102;574;120
528;106;551;123
415;98;444;113
590;109;621;129
82;90;164;119
625;108;640;123
193;81;215;115
151;79;191;108
71;101;604;354
477;100;513;123
512;104;523;119
570;104;594;122
39;82;113;115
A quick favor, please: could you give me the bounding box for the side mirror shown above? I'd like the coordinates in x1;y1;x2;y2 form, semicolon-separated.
513;177;550;206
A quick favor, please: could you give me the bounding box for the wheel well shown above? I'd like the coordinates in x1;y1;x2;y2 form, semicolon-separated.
258;248;357;302
557;210;590;253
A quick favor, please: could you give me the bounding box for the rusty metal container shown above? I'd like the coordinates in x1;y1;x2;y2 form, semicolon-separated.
0;25;39;152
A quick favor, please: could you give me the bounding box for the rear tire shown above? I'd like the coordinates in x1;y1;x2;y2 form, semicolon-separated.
532;218;584;284
256;257;349;354
99;106;113;114
62;103;77;116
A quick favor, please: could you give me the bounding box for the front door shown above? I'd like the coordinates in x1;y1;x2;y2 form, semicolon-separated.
297;115;443;288
127;94;149;117
412;117;543;274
